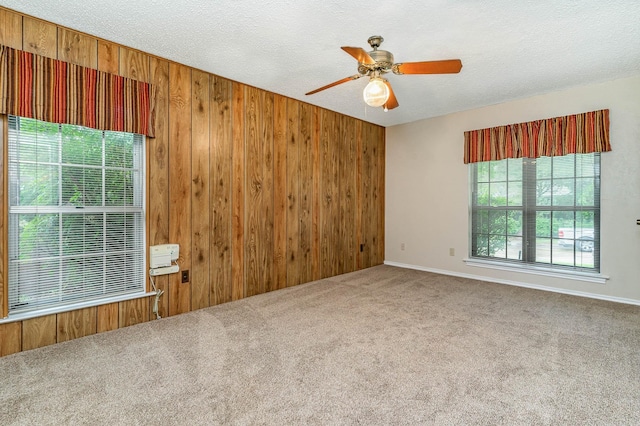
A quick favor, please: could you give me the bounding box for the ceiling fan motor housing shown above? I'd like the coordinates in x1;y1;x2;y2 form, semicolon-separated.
358;50;394;75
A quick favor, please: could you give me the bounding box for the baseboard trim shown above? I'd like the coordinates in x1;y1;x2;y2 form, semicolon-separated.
383;260;640;307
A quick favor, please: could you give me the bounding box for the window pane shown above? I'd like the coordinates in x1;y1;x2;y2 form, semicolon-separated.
488;210;506;235
474;234;488;256
62;125;102;166
575;250;595;269
61;166;103;207
535;238;551;264
536;157;551;179
552;155;575;178
553;211;575;237
106;213;126;252
105;132;135;168
62;215;85;256
62;214;104;256
490;182;507;206
507;236;522;260
476;183;489;206
490;160;507;181
536;179;551;206
105;170;134;206
489;235;506;258
9;258;60;311
576;154;596;177
507;158;523;181
14;213;60;259
474;210;489;234
552;178;575;206
16;125;59;163
576;211;595;230
576;178;595;206
477;162;490;182
507;181;522;206
16;163;59;206
536;211;551;237
507;211;522;236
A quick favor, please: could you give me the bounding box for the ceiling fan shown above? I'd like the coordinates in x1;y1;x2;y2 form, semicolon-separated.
305;35;462;111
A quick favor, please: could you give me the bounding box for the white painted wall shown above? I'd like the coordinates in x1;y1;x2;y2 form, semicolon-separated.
385;75;640;303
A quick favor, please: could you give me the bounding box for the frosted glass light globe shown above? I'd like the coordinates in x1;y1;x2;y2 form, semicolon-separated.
363;78;389;107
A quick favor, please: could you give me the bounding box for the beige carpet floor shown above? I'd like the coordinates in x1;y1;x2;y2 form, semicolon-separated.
1;265;639;425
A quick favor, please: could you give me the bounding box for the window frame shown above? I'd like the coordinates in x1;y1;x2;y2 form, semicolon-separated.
6;115;147;317
468;153;602;276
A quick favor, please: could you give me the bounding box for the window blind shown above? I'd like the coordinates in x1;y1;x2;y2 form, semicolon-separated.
8;116;145;315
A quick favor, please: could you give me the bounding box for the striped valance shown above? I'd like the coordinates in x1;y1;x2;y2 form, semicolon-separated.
0;45;156;137
463;109;610;164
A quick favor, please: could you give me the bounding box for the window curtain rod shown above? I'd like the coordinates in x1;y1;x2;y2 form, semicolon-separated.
463;109;610;164
0;44;156;137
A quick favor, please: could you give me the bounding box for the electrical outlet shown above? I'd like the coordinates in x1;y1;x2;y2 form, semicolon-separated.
181;270;189;283
400;243;405;251
449;248;455;257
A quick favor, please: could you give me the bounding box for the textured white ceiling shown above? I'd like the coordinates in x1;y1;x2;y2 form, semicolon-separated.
2;0;640;127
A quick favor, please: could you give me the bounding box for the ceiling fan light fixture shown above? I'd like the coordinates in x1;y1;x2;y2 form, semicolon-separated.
363;77;389;107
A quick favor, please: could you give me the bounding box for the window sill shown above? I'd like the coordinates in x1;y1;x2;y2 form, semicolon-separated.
0;291;158;324
463;258;609;284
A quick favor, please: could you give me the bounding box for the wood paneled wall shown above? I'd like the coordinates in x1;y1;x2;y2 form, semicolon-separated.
0;7;385;357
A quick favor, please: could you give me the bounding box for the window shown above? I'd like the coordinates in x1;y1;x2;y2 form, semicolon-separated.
470;153;600;272
8;116;145;315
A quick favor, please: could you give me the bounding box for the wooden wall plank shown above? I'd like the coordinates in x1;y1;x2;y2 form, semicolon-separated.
339;115;357;274
148;57;170;319
97;303;119;333
119;298;149;328
231;82;245;301
355;121;364;270
119;47;150;83
0;8;23;49
273;95;287;290
168;63;192;315
370;123;380;265
311;107;321;281
58;28;97;68
329;112;340;277
97;40;119;74
210;76;233;305
22;16;57;59
360;123;373;268
320;110;339;278
286;98;300;287
261;91;274;293
299;103;313;283
57;307;97;343
245;86;263;297
22;315;56;351
0;322;21;356
191;69;211;310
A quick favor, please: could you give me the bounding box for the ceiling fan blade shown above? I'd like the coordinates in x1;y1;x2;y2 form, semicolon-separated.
393;59;462;75
341;46;375;64
383;81;399;110
305;74;363;96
